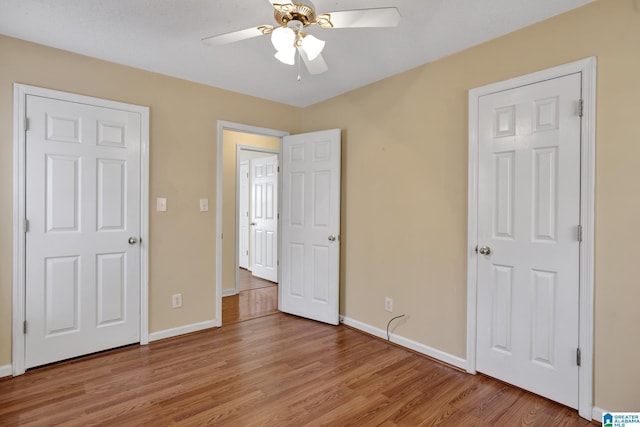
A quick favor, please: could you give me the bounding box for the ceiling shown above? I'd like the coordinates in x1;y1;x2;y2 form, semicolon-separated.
0;0;594;107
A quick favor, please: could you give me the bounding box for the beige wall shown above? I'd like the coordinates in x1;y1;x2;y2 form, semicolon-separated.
1;0;639;414
222;130;280;293
300;0;640;412
0;35;299;364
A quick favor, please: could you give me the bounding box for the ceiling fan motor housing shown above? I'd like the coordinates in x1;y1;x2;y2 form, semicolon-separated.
274;3;316;26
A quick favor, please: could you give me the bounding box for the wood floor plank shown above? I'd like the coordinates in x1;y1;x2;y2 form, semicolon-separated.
237;267;277;291
0;313;594;426
223;268;279;325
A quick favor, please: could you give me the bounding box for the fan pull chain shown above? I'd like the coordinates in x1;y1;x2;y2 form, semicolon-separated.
297;49;302;82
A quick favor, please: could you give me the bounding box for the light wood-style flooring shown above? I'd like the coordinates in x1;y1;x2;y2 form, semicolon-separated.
222;268;278;325
0;313;593;426
237;267;277;292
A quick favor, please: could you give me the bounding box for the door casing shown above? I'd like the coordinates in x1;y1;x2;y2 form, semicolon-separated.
467;57;596;420
238;159;250;271
12;84;150;375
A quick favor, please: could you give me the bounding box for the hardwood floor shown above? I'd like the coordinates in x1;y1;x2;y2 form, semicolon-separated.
222;286;278;325
0;313;593;426
238;267;277;291
223;268;278;325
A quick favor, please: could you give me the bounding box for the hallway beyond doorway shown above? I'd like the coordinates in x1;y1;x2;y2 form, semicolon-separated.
222;268;278;324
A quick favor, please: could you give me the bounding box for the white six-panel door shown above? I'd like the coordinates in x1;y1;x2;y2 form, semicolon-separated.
25;95;141;369
250;155;278;282
281;129;341;325
238;161;250;270
476;73;581;408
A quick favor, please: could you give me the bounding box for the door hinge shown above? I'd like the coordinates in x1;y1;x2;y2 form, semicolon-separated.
578;99;584;117
576;348;581;366
24;219;29;233
23;320;27;334
577;224;583;242
277;166;280;173
221;233;223;240
24;117;30;131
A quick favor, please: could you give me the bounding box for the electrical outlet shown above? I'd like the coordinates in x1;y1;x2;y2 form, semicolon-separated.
385;297;393;313
172;293;182;308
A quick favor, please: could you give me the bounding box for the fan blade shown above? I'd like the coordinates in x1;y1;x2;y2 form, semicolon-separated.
202;26;273;46
266;0;295;14
298;47;328;75
316;7;400;29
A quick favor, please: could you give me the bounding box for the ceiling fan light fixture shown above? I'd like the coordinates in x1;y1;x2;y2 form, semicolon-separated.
271;26;295;51
300;34;325;61
275;47;296;65
202;2;402;76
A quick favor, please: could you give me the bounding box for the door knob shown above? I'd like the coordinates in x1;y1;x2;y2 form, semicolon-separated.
478;246;491;255
328;235;336;242
128;237;138;245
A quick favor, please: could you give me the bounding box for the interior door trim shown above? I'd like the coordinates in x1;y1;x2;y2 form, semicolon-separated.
12;84;150;375
215;121;288;327
466;57;596;420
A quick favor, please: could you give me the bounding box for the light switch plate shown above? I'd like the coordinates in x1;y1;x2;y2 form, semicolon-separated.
199;198;209;212
157;197;167;212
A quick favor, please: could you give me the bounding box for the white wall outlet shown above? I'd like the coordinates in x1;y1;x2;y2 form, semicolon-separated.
172;293;182;308
157;197;167;212
199;198;209;212
385;297;393;313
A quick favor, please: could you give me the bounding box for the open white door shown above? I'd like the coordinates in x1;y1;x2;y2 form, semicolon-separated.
250;155;278;282
281;129;341;325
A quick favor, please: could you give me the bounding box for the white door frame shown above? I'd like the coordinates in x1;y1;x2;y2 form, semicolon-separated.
215;121;288;326
235;145;279;294
237;159;250;272
12;84;150;375
466;57;596;420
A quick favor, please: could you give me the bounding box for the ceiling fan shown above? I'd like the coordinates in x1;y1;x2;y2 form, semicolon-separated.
202;0;401;75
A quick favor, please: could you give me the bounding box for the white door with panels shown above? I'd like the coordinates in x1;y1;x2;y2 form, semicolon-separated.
25;95;142;369
238;161;250;270
281;129;341;325
250;155;278;282
476;74;581;408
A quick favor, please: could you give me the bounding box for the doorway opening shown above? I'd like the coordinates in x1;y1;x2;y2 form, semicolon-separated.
216;122;342;327
225;144;280;325
216;123;288;326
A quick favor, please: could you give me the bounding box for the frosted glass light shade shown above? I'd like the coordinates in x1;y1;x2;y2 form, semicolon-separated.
271;26;295;51
301;34;325;61
275;48;296;65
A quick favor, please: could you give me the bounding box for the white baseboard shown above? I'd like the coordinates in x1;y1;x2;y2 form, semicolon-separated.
592;407;605;423
222;288;237;297
0;364;12;378
340;316;467;371
149;319;218;342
